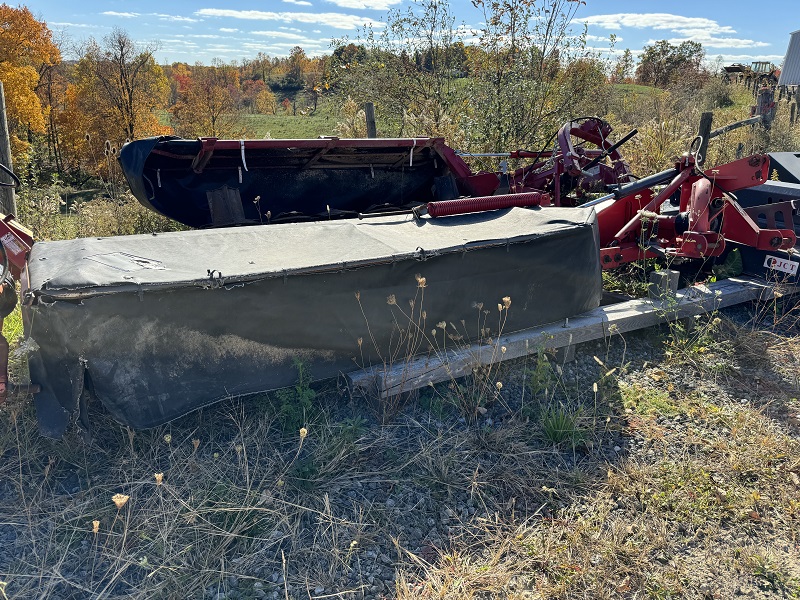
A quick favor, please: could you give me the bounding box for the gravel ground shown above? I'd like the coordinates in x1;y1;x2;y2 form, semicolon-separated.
1;299;799;599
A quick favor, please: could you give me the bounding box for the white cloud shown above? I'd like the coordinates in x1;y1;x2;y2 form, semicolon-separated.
50;21;101;29
152;13;201;23
251;30;308;40
584;33;620;43
324;0;400;9
711;53;783;63
219;28;239;32
580;13;735;35
195;8;382;30
271;41;325;49
580;13;771;51
283;0;312;5
656;37;770;49
102;11;140;18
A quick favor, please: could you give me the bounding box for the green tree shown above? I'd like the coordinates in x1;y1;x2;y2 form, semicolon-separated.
466;0;599;151
612;49;635;83
636;40;706;88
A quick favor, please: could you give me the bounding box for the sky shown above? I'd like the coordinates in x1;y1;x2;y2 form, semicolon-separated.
26;0;799;67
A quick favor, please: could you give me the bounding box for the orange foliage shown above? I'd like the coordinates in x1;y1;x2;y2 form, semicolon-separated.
0;4;61;158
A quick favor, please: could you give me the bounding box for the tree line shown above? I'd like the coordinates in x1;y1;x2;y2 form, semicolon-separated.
3;1;711;185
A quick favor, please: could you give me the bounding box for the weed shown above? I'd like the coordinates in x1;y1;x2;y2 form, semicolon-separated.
621;383;680;416
744;551;800;594
273;358;316;430
525;348;556;398
540;402;585;447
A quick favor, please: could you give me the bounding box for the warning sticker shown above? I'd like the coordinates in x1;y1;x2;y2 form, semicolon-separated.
1;232;23;256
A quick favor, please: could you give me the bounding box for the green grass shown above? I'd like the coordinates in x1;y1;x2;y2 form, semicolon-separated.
612;82;660;95
241;112;340;139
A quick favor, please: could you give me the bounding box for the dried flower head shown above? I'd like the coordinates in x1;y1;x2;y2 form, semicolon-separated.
502;296;511;309
437;321;446;329
593;382;598;393
495;381;503;390
299;427;308;440
501;346;507;354
163;434;172;444
417;276;427;288
154;473;163;486
112;493;130;510
192;438;200;452
387;294;397;305
357;337;363;348
92;520;100;534
355;291;360;301
498;303;503;312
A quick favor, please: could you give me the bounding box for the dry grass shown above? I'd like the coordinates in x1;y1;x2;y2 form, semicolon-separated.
2;300;799;599
2;77;800;600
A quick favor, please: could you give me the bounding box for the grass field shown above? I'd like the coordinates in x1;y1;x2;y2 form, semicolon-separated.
1;295;799;599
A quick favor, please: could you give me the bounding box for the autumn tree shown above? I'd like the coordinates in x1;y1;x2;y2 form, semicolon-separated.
254;88;276;115
56;28;168;177
0;4;61;158
75;28;169;143
171;63;249;138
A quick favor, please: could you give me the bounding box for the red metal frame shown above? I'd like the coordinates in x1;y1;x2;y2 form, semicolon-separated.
2;125;797;406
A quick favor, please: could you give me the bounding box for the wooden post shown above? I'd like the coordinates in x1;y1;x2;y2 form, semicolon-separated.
696;111;713;167
792;102;797;127
0;82;16;215
364;102;377;138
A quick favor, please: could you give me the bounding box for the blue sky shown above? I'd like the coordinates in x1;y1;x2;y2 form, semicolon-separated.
27;0;798;67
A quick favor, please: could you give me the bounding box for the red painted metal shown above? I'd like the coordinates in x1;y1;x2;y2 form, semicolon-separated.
427;192;545;217
506;118;636;206
0;214;34;279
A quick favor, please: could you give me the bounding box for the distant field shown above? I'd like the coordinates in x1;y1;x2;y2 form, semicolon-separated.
612;82;660;95
156;97;343;139
241;112;340;139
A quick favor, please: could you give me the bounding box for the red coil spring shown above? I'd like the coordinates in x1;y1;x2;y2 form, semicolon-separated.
426;192;545;218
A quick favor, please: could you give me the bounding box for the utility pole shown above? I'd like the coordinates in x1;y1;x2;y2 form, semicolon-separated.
0;82;17;215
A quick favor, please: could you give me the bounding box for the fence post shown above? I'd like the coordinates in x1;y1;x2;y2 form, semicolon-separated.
364;102;377;138
696;112;713;167
0;81;17;215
